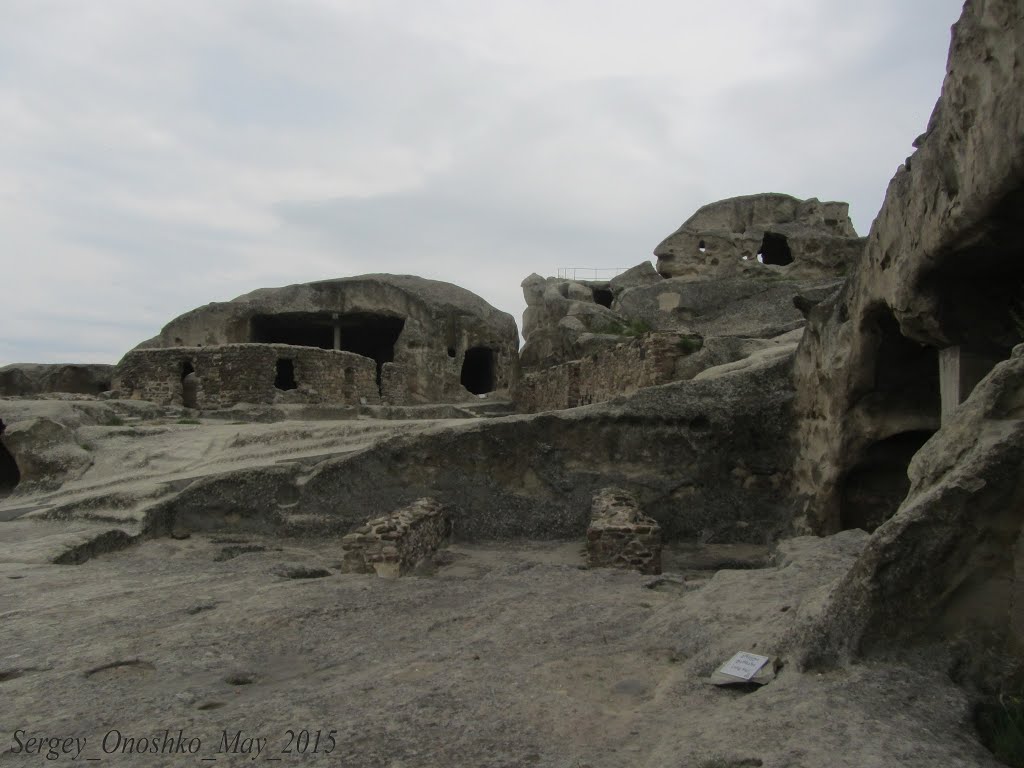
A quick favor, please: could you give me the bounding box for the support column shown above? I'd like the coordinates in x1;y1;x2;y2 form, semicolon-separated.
332;313;341;351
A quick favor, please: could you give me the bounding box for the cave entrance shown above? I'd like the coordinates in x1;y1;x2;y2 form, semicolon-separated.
275;359;297;391
839;431;934;532
0;443;19;496
251;312;405;391
757;232;793;266
180;361;198;409
837;308;941;532
251;313;335;349
461;347;495;395
591;287;614;308
335;314;406;390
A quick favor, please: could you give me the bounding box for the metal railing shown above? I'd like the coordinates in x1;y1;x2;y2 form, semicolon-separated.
555;267;630;281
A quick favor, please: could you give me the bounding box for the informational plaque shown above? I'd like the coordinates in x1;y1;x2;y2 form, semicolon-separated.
718;652;770;680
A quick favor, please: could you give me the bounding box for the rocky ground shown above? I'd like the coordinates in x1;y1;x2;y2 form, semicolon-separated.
1;522;1001;768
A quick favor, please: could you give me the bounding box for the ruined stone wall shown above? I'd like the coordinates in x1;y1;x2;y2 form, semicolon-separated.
113;345;379;409
587;488;662;574
516;333;690;412
340;498;449;577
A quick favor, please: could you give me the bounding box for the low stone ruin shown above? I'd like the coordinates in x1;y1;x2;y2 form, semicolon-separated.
586;488;662;574
339;497;449;577
115;344;380;409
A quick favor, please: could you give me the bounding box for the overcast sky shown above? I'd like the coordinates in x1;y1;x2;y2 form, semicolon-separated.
1;0;966;365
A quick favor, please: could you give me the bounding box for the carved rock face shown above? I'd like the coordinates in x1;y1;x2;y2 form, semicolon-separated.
790;0;1024;685
653;193;864;280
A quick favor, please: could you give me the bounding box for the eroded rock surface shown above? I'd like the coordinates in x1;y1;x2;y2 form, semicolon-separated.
654;193;864;279
789;0;1024;692
0;363;113;397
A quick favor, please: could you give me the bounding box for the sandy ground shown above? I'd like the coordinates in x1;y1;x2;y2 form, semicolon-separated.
0;525;1001;768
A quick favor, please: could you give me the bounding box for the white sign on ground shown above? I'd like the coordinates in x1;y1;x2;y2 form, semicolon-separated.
718;652;770;680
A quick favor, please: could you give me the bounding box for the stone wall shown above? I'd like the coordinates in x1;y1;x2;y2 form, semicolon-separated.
113;344;380;409
340;498;449;577
586;488;662;574
516;333;692;412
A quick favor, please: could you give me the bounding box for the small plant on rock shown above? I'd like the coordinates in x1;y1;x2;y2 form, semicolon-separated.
976;687;1024;767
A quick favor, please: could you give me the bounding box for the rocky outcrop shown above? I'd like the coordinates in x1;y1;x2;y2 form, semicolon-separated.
128;274;520;406
789;0;1024;689
792;0;1024;536
654;194;864;279
586;488;662;574
799;346;1024;685
2;418;93;492
0;364;113;397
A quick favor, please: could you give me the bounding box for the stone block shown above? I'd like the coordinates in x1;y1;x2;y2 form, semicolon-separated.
339;498;449;577
586;488;662;575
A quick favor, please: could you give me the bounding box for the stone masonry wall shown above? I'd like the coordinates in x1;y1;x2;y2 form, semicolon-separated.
113;344;380;409
339;498;449;577
516;333;691;413
586;487;662;574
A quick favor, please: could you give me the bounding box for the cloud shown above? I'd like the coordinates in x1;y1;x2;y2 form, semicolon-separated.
0;0;965;364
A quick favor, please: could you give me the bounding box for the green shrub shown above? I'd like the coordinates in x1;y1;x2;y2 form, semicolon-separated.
977;689;1024;767
677;336;704;354
591;318;653;337
1011;299;1024;342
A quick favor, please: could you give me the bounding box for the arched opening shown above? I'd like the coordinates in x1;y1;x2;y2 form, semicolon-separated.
180;361;198;409
461;347;495;395
591;287;613;308
837;308;941;532
839;431;934;532
698;239;706;253
275;359;297;391
757;232;793;266
0;442;20;496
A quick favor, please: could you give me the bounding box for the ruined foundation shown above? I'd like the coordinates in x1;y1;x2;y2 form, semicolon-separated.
586;488;662;574
340;498;450;577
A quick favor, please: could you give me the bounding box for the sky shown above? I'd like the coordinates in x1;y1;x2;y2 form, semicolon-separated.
1;0;966;365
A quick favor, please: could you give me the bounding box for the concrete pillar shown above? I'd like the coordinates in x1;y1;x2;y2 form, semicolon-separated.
939;345;1003;424
332;313;341;351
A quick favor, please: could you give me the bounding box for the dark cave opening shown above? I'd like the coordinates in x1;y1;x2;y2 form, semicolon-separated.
336;314;406;390
591;288;614;308
274;359;297;391
757;232;793;266
180;361;198;409
839;430;935;532
0;442;19;496
251;312;406;390
461;347;496;395
251;313;335;349
838;308;941;532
